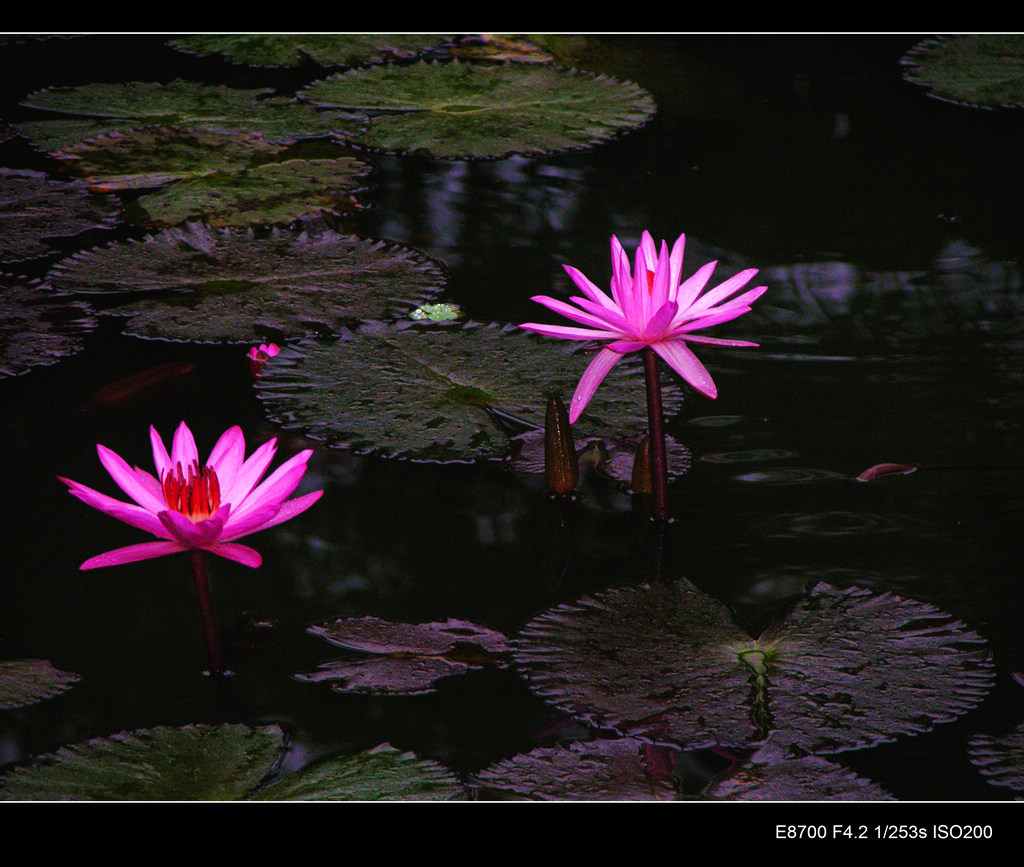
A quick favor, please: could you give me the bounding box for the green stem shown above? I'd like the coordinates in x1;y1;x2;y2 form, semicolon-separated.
189;550;227;677
642;347;670;521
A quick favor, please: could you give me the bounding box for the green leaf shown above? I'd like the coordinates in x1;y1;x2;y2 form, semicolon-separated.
0;659;79;709
45;222;444;343
300;59;657;158
169;33;450;68
255;321;682;462
901;35;1024;108
0;284;97;378
967;723;1024;794
515;580;993;754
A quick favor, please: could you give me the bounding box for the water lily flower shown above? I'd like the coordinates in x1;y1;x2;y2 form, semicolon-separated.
60;422;322;570
247;343;280;378
520;231;766;422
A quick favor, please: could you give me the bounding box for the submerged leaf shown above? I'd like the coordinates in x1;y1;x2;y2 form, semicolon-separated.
0;283;97;378
256;321;682;462
300;59;657;158
515;580;993;754
967;724;1024;794
0;659;80;709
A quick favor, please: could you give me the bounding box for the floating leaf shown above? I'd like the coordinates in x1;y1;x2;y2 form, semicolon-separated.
298;616;511;695
901;35;1024;108
170;33;450;68
0;659;79;709
967;724;1024;794
0;283;97;377
0;168;119;263
300;59;657;158
17;80;366;152
256;321;682;462
0;724;464;801
515;581;993;754
45;222;444;343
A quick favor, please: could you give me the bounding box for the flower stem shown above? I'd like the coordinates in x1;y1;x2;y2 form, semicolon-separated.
642;347;670;521
189;550;227;676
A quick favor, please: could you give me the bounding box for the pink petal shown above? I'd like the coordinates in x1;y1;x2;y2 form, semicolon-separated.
569;346;623;423
204;541;263;568
221;437;277;506
97;444;166;512
206;425;246;485
668;233;686;290
682;334;759;347
223;489;323;540
653;339;718;399
566;294;633;334
170;421;200;468
607;340;647;353
519;322;623;341
674;305;753;333
232;450;312;518
60;476;171;538
675;260;718;309
158;509;226;548
529;294;628;334
689;268;760;314
562;264;618;312
646;299;679;339
80;540;185;570
150;425;173;478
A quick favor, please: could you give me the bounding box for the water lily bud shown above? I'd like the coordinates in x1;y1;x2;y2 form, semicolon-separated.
631;435;652;494
544;393;578;495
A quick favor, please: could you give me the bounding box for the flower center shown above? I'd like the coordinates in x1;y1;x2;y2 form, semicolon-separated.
161;460;221;521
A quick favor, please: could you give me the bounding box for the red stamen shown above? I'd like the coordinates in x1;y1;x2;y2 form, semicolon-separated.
646;269;655;295
161;460;221;520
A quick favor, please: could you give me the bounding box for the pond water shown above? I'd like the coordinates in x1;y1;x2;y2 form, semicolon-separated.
1;34;1023;804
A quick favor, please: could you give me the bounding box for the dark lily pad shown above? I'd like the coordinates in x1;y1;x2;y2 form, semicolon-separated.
967;724;1024;794
297;616;511;695
45;222;444;343
0;659;80;709
0;723;464;801
299;59;657;158
17;80;366;152
0;168;120;264
515;580;993;754
901;35;1024;108
0;283;97;378
169;33;450;68
255;321;682;462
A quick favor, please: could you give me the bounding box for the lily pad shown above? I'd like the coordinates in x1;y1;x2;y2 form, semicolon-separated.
0;659;80;709
45;222;444;343
515;580;993;754
169;33;450;68
297;616;511;695
0;283;97;378
299;59;657;158
0;168;120;263
901;35;1024;108
0;723;464;801
17;80;366;152
967;723;1024;794
255;321;682;462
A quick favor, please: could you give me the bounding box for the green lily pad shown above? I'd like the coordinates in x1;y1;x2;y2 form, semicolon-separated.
299;59;657;158
255;321;682;462
169;33;450;68
515;580;993;755
45;222;444;343
17;80;366;152
0;168;120;263
967;723;1024;794
298;616;511;695
0;283;97;378
0;659;80;709
0;724;465;801
901;35;1024;108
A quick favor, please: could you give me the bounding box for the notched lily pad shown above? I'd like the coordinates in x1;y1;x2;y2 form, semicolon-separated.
17;80;366;152
0;283;97;377
967;723;1024;794
299;59;657;158
256;321;682;463
515;580;993;755
45;222;444;343
297;616;511;695
0;659;80;709
0;723;464;801
0;168;120;263
170;34;450;68
901;35;1024;108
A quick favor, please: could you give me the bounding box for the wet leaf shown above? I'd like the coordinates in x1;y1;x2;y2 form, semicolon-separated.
0;659;79;709
170;33;450;68
515;580;993;754
0;283;97;378
298;616;511;695
17;80;366;152
300;59;657;158
0;724;465;801
967;724;1024;794
256;321;682;462
0;168;120;263
901;35;1024;108
45;222;444;343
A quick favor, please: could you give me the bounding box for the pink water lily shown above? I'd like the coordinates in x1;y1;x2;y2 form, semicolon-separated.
60;422;322;570
520;231;767;422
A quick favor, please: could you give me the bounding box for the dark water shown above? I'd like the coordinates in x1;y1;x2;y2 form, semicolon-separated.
1;35;1023;803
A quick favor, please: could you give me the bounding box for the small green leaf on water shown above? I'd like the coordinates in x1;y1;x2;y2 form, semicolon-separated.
0;659;80;709
410;302;463;321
